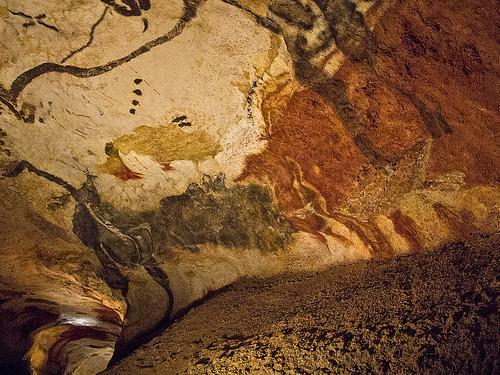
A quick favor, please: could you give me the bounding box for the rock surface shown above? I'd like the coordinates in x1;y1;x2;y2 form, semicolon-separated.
0;0;498;373
105;233;500;374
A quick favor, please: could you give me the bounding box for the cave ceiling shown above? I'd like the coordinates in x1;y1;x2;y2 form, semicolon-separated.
0;0;498;373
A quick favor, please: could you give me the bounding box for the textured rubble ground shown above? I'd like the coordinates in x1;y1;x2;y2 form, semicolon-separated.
105;233;500;374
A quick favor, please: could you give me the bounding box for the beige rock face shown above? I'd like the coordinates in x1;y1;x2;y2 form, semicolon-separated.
0;0;498;373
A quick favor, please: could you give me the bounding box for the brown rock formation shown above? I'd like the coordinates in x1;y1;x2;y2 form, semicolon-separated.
104;233;500;374
239;0;500;256
0;0;498;373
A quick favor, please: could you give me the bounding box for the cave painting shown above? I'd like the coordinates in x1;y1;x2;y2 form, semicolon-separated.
0;0;498;373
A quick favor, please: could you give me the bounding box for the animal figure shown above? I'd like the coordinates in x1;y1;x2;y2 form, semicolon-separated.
101;0;151;31
3;160;172;317
100;0;151;16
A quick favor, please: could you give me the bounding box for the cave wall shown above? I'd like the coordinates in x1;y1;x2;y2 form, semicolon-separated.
0;0;498;373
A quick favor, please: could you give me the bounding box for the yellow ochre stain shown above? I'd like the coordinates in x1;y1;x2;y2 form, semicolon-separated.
113;124;220;162
100;123;221;178
238;0;271;17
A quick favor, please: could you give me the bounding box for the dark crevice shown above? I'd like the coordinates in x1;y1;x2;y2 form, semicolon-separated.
3;160;176;361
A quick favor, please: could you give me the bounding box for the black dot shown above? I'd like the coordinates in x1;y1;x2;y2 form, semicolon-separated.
38;117;44;123
129;108;136;114
132;100;139;106
133;89;142;96
134;78;143;85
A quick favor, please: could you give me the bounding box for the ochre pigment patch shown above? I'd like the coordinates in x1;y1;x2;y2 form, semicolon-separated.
106;124;221;165
332;63;429;161
368;0;500;183
389;210;424;253
239;89;367;214
432;203;477;238
260;76;301;137
99;152;143;181
329;212;394;258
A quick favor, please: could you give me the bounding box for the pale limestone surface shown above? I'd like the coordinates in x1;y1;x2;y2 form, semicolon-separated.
0;0;498;374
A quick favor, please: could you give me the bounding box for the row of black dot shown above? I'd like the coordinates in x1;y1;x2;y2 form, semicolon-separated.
130;78;143;114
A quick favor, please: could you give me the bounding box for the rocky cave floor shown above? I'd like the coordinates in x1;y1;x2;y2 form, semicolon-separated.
104;232;499;374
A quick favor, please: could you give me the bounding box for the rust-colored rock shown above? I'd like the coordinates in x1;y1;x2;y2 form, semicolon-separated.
239;89;367;214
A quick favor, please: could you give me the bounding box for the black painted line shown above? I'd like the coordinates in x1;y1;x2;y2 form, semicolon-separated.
61;7;109;64
0;0;206;122
37;20;59;32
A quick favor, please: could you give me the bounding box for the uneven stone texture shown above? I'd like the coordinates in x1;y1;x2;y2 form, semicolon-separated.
0;0;498;373
105;233;500;375
159;175;294;252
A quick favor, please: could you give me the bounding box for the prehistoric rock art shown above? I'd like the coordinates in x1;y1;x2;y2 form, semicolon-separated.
98;121;221;179
3;161;174;351
0;0;498;373
0;0;205;122
159;174;293;252
100;0;151;17
107;123;221;165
